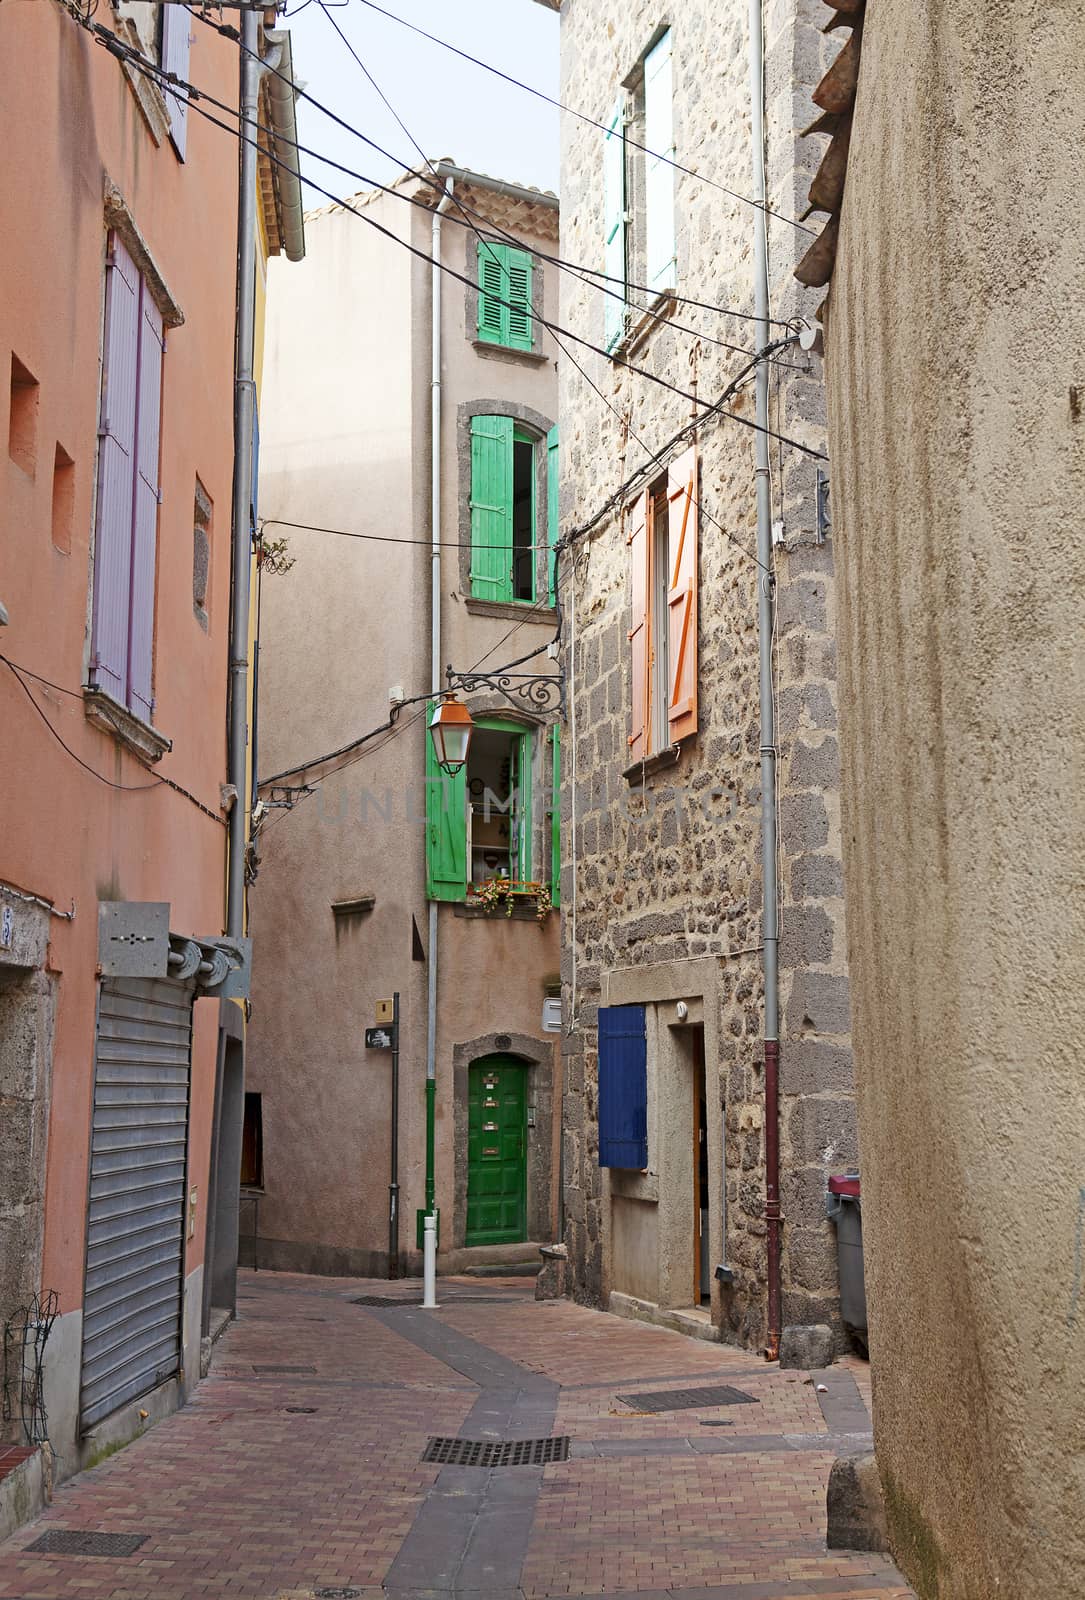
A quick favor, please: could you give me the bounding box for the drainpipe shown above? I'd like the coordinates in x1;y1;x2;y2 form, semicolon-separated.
226;5;259;944
425;182;454;1239
748;0;782;1361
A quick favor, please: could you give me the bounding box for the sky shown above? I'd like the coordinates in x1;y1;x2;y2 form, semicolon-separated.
282;0;561;206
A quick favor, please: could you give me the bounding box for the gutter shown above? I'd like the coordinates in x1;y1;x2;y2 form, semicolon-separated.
262;29;306;263
432;162;558;212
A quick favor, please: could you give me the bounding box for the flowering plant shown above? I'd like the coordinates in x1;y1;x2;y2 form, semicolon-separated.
472;879;554;922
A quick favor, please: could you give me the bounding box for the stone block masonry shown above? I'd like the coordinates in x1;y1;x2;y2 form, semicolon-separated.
555;0;856;1349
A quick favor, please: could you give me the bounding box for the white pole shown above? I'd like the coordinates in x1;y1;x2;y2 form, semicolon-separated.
422;1213;438;1308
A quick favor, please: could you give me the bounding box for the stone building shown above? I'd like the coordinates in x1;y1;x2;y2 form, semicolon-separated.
815;1;1085;1592
548;0;857;1349
248;167;563;1278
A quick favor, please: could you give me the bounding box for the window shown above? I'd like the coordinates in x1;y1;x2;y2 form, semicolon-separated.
598;1005;648;1168
546;424;559;604
240;1092;263;1189
8;354;39;476
477;241;533;352
627;443;698;761
426;717;540;902
603;28;676;352
193;477;211;629
549;723;561;908
90;230;164;724
470;415;542;605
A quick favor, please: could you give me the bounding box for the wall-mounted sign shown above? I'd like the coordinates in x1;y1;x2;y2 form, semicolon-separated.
375;997;394;1022
0;905;13;951
365;1027;393;1050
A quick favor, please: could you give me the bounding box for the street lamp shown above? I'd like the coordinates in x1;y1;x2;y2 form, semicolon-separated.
429;694;474;775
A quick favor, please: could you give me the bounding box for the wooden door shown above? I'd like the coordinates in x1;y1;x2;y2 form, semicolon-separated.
467;1057;527;1246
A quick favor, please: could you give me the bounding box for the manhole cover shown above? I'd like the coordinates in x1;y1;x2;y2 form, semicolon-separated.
350;1296;421;1307
616;1382;757;1413
422;1436;570;1468
252;1364;317;1374
315;1589;363;1598
284;1406;318;1414
27;1530;147;1557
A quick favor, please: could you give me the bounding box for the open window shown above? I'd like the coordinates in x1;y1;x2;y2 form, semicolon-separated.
426;716;541;902
627;443;698;761
470;416;541;605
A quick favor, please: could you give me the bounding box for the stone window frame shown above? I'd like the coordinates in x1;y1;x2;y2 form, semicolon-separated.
465;235;549;366
112;2;172;147
451;1031;558;1251
457;398;557;619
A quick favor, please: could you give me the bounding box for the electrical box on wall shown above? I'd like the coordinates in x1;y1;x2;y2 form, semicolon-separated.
542;996;561;1033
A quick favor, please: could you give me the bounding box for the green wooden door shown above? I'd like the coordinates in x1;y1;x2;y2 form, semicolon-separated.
467;1057;527;1245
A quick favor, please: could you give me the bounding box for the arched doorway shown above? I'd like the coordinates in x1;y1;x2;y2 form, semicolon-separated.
466;1055;527;1246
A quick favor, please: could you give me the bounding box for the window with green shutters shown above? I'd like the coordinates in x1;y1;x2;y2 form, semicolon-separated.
546;424;559;605
426;717;535;902
549;722;561;907
477;241;534;351
425;711;468;901
470;416;537;604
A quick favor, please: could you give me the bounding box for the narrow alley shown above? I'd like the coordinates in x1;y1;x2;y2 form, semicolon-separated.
0;1274;911;1600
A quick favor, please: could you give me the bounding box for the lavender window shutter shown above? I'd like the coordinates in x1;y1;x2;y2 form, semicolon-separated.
91;232;140;706
128;282;164;724
161;5;190;160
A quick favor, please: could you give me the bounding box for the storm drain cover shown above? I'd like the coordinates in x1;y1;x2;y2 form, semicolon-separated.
616;1382;757;1413
27;1530;147;1557
252;1364;317;1374
350;1296;420;1307
350;1295;516;1307
422;1436;570;1468
314;1589;363;1598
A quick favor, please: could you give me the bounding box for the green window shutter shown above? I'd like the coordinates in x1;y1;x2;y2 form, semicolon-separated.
515;730;532;881
425;708;468;901
505;250;533;351
644;30;676;294
470;414;514;601
550;723;561;907
478;243;533;350
478;241;509;344
604;97;627;351
546;424;559;606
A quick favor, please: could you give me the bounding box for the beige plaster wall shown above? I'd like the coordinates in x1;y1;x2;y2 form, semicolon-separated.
822;4;1085;1593
250;180;560;1272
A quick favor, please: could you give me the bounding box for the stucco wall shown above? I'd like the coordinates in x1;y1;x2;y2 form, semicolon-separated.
0;0;238;1467
251;179;561;1273
822;3;1085;1593
557;0;856;1346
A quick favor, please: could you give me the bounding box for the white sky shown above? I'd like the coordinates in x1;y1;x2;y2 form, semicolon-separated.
284;0;561;204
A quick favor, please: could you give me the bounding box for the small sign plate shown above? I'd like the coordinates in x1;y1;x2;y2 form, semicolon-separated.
365;1027;393;1050
375;997;394;1022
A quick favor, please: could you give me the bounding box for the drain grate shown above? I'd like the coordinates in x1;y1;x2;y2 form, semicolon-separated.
350;1296;421;1307
28;1530;147;1557
314;1589;364;1598
252;1364;317;1374
350;1294;515;1308
616;1382;758;1413
284;1405;318;1414
422;1435;570;1468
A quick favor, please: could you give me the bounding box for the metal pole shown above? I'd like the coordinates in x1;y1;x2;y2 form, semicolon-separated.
748;0;782;1362
425;188;452;1226
226;5;259;941
389;991;400;1279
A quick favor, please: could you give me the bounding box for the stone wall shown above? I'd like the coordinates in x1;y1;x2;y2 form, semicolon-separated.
556;0;856;1346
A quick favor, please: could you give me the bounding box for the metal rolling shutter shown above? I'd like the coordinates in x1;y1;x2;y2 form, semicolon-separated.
80;976;194;1432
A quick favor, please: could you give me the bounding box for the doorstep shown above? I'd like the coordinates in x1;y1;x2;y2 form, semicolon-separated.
443;1241;546;1276
0;1445;45;1542
608;1290;721;1343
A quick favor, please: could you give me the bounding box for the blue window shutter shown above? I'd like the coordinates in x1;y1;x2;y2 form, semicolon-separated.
603;97;627;351
598;1004;647;1168
644;30;676;294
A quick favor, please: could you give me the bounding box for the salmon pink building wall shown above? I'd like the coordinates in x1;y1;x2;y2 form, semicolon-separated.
0;0;238;1477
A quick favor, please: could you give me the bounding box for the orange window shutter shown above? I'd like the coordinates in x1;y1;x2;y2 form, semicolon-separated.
666;444;699;743
626;488;651;759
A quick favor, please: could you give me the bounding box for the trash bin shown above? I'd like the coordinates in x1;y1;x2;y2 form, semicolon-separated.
827;1171;867;1354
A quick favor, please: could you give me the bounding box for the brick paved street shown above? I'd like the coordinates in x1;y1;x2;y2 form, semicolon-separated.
0;1273;914;1600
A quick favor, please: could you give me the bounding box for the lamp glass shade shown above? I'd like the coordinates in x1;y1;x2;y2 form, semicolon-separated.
429;698;474;773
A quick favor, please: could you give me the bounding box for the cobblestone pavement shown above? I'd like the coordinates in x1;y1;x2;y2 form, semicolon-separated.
0;1271;915;1600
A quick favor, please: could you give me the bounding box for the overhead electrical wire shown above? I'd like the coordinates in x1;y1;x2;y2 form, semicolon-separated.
309;4;787;581
185;2;793;331
80;12;826;466
348;0;816;236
